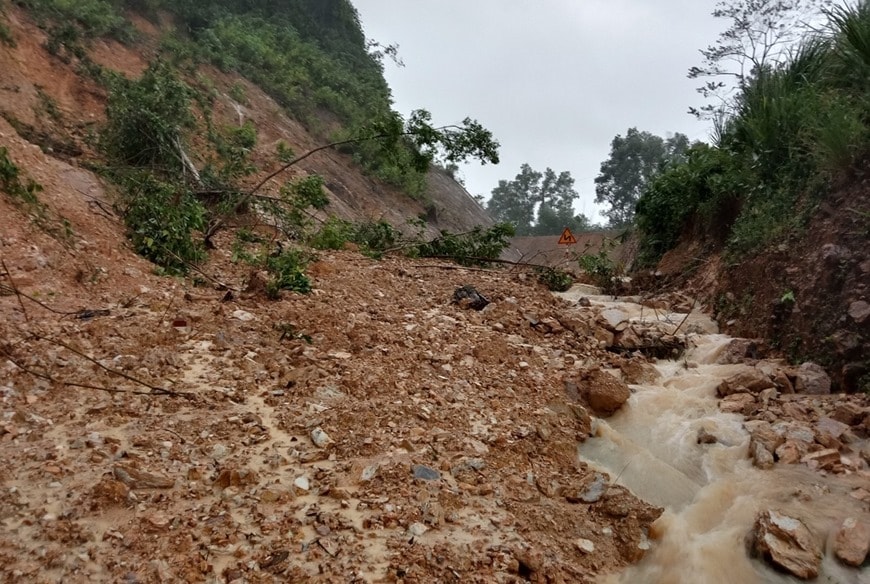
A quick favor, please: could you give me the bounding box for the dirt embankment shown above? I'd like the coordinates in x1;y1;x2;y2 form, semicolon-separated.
652;182;869;393
0;5;491;240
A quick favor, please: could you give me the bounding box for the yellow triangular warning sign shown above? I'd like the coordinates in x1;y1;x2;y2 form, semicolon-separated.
558;227;577;245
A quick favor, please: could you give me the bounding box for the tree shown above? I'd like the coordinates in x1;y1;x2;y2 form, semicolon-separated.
487;164;589;235
594;129;691;228
688;0;832;119
487;164;540;234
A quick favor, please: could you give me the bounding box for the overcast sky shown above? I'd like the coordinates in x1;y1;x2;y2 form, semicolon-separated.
352;0;727;223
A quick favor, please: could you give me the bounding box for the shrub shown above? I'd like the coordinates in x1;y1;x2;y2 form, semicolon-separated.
264;247;312;298
537;267;574;292
120;174;206;274
100;61;194;171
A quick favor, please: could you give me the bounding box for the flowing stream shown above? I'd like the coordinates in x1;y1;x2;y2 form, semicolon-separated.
556;290;869;584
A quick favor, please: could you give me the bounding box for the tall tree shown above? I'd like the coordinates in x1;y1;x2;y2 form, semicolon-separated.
487;164;540;234
688;0;832;119
487;164;588;235
595;129;690;228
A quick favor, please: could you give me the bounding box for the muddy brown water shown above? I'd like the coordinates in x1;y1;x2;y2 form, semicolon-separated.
556;290;869;584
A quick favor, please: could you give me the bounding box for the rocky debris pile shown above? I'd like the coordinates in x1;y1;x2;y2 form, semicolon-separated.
0;251;665;583
711;341;870;478
737;392;869;476
750;510;869;578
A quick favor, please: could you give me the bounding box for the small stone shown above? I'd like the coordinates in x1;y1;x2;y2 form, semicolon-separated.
408;522;428;537
211;444;229;460
696;428;718;444
231;310;255;322
361;465;378;482
310;427;332;448
293;476;310;492
575;538;595;554
411;464;440;481
847;300;870;324
832;517;869;567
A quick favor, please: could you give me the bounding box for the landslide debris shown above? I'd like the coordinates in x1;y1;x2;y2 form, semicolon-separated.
1;251;666;583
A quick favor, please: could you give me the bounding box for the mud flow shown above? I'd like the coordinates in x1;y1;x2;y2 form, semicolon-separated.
555;292;869;584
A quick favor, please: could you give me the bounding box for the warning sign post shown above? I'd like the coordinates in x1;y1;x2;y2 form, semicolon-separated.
558;227;577;245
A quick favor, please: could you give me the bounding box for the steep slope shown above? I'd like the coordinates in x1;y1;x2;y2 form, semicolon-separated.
0;4;491;243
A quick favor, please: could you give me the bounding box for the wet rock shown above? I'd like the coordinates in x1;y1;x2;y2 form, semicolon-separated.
847;300;870;324
572;370;631;416
793;362;831;395
775;440;811;465
716;366;775;396
620;361;660;385
815;417;850;442
720;393;756;415
696;428;719;445
832;517;869;567
744;420;785;454
599;308;629;332
310;427;332;448
113;465;174;490
715;339;760;364
773;370;795;394
566;472;608;504
752;510;822;579
751;440;775;469
800;449;840;470
831;402;865;426
452;285;489;310
411;464;441;481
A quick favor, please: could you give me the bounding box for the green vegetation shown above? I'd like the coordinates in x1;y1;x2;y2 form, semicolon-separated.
264;247;313;298
537;267;574;292
636;2;870;265
595;129;691;228
1;146;44;210
0;146;73;241
576;239;621;294
415;223;515;266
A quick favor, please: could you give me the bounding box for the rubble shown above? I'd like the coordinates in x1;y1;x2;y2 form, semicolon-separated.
751;510;822;579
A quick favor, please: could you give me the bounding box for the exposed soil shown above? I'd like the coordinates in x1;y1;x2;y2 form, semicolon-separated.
1;224;666;582
653;181;870;393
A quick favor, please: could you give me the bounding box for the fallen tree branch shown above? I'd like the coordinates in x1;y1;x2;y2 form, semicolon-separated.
2;349;161;397
0;264;87;317
25;332;193;399
412;264;499;273
1;258;28;323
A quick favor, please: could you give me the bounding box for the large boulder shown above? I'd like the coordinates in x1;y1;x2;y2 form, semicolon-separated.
751;510;822;580
793;362;831;395
716;366;776;396
569;370;631;417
